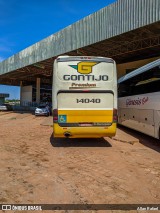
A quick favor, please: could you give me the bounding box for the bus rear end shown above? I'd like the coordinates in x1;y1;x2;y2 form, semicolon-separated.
53;56;117;138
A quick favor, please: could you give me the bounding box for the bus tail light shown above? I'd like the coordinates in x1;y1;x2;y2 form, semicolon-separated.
113;109;117;123
53;109;58;123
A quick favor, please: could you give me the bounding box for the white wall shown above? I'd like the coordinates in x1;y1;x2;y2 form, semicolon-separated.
21;85;32;103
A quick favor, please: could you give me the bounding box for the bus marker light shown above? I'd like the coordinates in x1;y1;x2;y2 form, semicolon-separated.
113;109;117;122
53;109;58;123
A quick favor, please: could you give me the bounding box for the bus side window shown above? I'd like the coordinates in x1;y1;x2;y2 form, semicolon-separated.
118;84;129;97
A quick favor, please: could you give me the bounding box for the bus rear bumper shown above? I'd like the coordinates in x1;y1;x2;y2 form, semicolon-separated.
53;123;117;138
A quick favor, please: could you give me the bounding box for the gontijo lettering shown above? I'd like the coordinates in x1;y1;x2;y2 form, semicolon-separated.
63;74;108;81
65;61;109;81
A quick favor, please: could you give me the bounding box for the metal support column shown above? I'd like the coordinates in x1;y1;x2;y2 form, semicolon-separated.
20;81;23;106
36;78;40;105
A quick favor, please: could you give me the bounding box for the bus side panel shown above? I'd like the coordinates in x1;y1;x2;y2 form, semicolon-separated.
119;108;141;131
139;109;154;137
119;108;155;137
153;110;160;139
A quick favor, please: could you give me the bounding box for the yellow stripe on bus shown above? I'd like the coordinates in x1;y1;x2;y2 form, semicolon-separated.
58;109;113;123
53;123;116;138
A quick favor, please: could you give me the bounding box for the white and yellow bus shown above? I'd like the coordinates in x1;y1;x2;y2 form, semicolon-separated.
52;56;117;138
118;58;160;139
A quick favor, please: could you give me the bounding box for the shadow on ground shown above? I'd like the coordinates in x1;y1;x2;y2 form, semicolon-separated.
50;133;112;147
118;125;160;153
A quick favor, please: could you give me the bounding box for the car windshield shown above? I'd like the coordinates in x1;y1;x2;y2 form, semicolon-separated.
37;106;46;109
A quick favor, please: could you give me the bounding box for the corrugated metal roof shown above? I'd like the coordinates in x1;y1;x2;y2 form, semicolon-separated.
118;58;160;84
0;0;160;75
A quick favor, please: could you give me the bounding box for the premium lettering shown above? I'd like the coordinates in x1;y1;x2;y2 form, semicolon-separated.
71;83;96;87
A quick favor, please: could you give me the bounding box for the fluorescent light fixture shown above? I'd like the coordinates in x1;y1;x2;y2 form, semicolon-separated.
33;63;45;69
136;77;160;86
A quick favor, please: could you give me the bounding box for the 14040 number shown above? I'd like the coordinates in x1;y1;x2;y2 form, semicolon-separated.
76;98;101;103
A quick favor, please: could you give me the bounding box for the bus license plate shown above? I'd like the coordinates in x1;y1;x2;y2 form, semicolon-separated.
79;123;92;126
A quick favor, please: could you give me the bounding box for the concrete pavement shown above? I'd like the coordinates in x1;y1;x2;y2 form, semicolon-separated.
112;127;139;144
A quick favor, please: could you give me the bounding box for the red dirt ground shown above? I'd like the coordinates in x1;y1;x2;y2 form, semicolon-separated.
0;112;160;213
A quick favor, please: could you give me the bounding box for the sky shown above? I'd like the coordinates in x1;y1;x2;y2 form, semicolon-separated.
0;0;115;99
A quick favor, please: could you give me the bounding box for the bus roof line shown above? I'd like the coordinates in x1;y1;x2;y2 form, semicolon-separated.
118;58;160;84
57;57;114;63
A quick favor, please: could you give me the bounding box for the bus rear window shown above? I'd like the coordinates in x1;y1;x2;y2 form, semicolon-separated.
57;61;113;82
